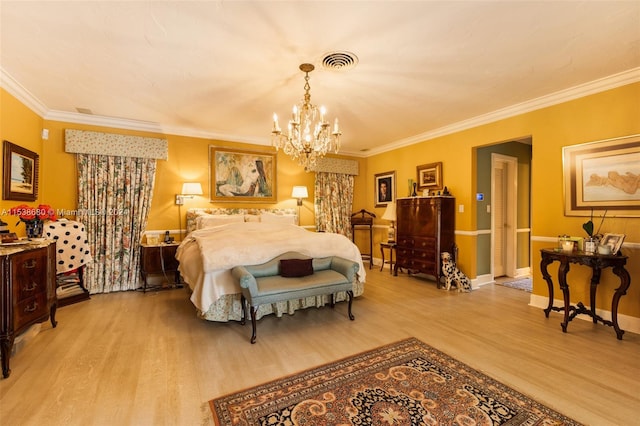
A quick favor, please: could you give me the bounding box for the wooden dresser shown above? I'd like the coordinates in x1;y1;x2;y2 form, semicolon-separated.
395;197;456;286
1;242;57;378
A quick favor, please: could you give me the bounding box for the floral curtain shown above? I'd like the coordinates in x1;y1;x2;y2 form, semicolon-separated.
314;172;354;238
76;153;156;293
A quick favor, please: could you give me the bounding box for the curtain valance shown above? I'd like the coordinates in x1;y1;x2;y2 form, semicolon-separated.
312;157;359;175
65;129;168;160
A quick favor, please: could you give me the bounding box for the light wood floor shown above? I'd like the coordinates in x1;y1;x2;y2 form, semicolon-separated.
1;266;639;426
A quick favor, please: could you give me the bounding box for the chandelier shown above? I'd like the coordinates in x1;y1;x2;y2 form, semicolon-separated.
271;63;341;171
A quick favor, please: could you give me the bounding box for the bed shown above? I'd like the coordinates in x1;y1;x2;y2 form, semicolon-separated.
176;208;366;322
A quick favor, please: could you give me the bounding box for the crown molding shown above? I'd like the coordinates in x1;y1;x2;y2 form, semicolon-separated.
2;66;638;153
365;67;640;156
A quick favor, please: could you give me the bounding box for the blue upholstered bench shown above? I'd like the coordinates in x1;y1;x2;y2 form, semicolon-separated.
231;251;358;343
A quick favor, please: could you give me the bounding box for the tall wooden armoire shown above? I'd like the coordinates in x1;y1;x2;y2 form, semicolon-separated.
395;196;456;286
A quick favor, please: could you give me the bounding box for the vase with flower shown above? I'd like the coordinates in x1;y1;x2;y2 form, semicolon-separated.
582;209;606;254
9;204;57;239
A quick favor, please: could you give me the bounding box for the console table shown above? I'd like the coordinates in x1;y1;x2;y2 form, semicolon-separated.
539;248;630;340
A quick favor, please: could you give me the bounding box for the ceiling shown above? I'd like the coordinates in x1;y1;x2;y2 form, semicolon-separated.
1;1;639;156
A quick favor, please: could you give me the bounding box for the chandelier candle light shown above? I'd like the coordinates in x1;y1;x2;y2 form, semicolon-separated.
272;63;341;171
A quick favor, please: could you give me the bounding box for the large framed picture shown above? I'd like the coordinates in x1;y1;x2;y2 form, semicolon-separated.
375;171;395;207
3;140;39;201
416;161;443;192
209;146;277;202
563;134;640;217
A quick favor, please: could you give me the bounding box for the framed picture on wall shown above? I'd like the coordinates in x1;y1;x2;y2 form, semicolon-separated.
416;161;443;192
209;146;277;202
563;134;640;217
374;171;395;207
3;140;39;201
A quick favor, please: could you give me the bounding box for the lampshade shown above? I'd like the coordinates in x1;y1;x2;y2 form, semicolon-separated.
382;202;396;221
291;186;309;199
181;182;203;195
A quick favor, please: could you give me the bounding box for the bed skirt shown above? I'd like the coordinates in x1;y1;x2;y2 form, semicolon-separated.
193;281;364;322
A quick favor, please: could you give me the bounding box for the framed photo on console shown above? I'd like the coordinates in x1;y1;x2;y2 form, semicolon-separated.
600;233;625;255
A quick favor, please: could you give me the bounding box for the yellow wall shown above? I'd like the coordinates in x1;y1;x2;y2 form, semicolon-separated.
2;82;639;319
365;82;640;318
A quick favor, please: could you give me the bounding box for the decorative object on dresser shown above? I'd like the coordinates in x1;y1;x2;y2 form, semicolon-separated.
350;209;375;269
140;242;182;292
0;242;57;378
44;220;92;306
395;196;456;286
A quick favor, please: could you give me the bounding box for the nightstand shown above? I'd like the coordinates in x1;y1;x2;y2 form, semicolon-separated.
140;243;181;292
380;242;396;275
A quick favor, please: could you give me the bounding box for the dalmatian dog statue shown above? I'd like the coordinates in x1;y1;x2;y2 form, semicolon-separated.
441;252;472;292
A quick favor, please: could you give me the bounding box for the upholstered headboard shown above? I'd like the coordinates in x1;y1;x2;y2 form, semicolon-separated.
186;208;298;233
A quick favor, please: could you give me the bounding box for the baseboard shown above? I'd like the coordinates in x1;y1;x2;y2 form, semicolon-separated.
529;294;640;336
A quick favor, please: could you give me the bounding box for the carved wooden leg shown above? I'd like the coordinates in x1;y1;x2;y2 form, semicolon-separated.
558;260;571;333
347;290;355;321
250;305;258;344
611;265;631;340
50;303;58;328
540;257;554;318
589;266;602;324
1;335;14;378
239;295;246;325
330;294;335;308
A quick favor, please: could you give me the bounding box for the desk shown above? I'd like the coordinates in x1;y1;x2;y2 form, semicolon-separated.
539;248;630;340
380;242;396;274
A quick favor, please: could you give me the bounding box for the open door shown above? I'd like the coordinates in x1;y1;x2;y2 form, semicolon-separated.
491;154;517;278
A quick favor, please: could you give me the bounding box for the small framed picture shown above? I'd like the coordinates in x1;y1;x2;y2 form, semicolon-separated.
374;171;395;207
416;161;443;191
3;140;39;201
600;233;625;255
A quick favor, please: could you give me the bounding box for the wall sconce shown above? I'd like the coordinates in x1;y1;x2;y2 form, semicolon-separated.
176;182;203;205
291;186;308;206
381;202;396;243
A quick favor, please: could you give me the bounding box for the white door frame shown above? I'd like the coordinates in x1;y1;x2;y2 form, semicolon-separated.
491;153;518;279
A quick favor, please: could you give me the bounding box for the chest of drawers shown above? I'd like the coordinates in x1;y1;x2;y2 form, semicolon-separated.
395;197;455;285
1;243;57;378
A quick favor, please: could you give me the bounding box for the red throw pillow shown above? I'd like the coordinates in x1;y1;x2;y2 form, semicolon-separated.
280;258;313;277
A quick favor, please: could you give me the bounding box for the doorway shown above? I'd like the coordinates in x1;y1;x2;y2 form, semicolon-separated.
491;153;517;278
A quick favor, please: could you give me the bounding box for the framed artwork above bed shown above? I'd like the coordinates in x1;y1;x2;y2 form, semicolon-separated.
209;146;277;202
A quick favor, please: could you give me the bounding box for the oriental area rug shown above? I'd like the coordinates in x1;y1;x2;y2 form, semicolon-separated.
208;338;581;425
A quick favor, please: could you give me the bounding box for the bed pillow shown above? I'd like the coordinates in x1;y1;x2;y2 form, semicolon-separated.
244;214;261;222
280;258;314;277
196;214;244;229
260;212;297;225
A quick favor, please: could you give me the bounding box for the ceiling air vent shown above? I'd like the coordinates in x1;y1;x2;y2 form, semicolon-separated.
321;51;358;70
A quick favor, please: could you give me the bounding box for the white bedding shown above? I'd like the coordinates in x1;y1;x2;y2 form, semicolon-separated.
176;222;366;314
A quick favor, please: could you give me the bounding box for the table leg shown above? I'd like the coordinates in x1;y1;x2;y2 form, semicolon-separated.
540;257;555;318
557;260;571;333
389;246;394;275
611;264;631;340
589;266;602;324
380;245;385;272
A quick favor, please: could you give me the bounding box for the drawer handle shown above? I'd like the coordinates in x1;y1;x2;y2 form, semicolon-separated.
23;259;37;269
23;281;38;292
25;302;39;313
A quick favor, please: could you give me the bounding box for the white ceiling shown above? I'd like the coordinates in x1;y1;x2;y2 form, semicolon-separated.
1;1;639;156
